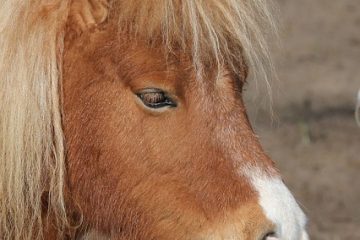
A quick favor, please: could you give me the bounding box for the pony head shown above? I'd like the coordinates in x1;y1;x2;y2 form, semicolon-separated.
0;0;308;239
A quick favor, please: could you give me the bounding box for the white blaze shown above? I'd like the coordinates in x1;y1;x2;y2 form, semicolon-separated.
247;169;309;240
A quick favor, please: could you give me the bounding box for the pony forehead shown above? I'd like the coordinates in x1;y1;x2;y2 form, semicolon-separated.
111;0;276;80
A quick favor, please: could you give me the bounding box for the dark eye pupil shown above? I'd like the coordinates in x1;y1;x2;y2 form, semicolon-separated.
136;89;177;109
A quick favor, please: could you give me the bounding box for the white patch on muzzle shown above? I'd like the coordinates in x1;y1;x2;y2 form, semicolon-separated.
246;169;309;240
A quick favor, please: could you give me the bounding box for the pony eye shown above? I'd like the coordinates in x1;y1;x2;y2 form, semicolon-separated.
136;88;177;109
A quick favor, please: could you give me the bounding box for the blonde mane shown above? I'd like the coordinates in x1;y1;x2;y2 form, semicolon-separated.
115;0;277;80
0;1;69;239
0;0;276;239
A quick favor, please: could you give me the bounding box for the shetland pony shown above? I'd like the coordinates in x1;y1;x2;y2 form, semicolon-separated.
0;0;308;239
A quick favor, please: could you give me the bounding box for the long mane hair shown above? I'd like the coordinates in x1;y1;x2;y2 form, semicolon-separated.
0;0;276;239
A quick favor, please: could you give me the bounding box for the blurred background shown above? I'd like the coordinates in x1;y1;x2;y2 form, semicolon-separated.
245;0;360;239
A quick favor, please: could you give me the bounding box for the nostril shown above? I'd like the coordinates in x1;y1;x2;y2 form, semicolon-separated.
262;231;278;240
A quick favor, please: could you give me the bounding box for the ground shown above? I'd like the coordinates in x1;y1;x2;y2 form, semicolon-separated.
245;0;360;239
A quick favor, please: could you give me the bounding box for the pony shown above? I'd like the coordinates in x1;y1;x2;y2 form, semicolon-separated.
0;0;308;239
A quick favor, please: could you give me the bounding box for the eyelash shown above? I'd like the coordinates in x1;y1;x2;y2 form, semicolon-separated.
136;89;177;109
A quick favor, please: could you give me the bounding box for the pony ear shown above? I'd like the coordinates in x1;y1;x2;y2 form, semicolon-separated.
68;0;109;34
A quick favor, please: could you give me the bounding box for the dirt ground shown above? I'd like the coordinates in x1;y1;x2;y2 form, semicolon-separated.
245;0;360;239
